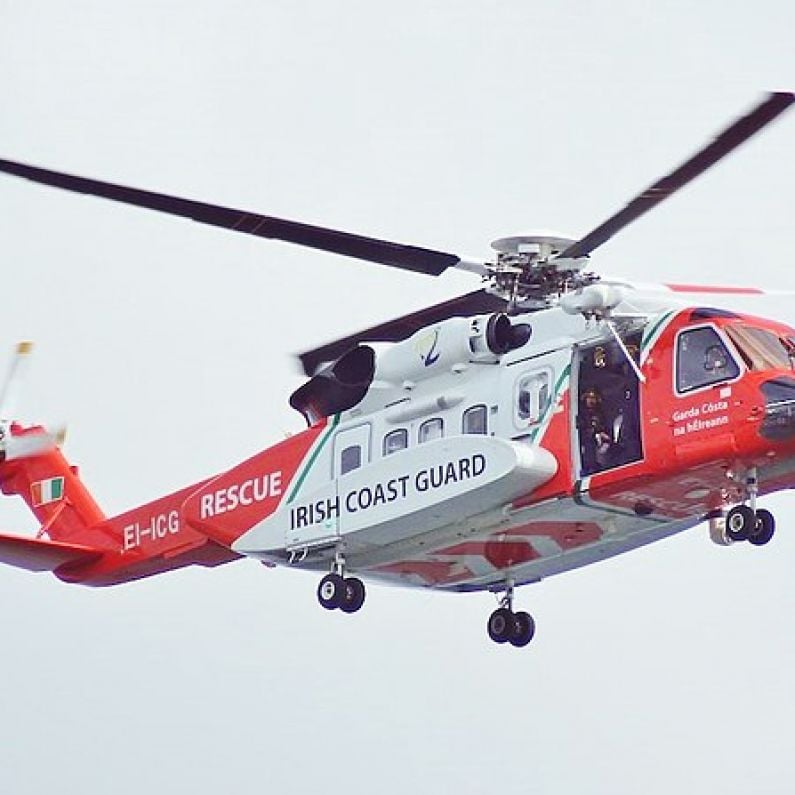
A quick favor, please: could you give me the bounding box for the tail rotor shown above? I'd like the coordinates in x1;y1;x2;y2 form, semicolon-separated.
0;342;62;461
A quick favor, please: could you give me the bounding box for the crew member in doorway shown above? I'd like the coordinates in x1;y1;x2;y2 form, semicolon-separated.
604;342;642;467
579;386;612;474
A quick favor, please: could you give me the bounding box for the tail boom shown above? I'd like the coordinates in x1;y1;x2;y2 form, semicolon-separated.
0;419;331;585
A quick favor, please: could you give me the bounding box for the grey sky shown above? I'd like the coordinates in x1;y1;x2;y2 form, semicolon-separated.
1;2;794;793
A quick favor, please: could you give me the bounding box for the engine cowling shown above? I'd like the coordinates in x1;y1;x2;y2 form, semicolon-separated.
375;313;530;385
289;345;376;425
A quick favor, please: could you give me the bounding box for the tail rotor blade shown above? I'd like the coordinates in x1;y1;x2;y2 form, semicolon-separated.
0;343;65;461
4;429;59;461
0;341;34;421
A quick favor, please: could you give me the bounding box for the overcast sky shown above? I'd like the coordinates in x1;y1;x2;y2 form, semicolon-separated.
1;2;794;793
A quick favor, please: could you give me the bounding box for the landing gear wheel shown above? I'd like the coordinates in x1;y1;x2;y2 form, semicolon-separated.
510;611;536;648
317;573;346;610
749;508;776;546
725;505;756;542
487;607;515;644
340;577;366;613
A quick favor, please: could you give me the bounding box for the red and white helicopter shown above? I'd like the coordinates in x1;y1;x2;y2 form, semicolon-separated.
1;93;793;647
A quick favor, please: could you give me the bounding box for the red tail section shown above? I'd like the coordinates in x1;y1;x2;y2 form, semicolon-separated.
0;419;330;586
0;532;101;573
0;426;242;585
0;426;105;539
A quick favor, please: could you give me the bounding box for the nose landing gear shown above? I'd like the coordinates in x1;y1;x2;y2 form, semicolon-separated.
717;504;776;546
724;504;757;542
748;508;776;546
713;468;776;546
487;580;536;648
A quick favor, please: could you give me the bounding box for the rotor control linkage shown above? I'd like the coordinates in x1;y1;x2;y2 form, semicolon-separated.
317;550;366;614
486;579;535;648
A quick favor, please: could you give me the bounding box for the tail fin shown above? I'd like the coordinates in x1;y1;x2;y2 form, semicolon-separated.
0;429;105;541
0;342;108;571
0;345;237;586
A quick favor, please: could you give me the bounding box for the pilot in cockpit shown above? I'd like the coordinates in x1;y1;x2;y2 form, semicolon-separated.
704;343;729;375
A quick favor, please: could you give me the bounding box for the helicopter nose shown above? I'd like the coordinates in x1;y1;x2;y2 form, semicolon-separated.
760;376;795;441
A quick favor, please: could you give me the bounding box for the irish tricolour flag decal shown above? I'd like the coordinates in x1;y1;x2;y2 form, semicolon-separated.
31;477;65;507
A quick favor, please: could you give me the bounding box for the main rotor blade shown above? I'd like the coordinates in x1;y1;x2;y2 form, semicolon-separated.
0;158;467;276
298;289;507;375
559;91;795;260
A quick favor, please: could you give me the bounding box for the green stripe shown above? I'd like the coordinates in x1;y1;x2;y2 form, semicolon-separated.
642;310;674;350
287;413;340;503
529;364;571;444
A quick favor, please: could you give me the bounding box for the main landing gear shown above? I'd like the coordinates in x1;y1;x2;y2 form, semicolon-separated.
316;553;366;613
487;580;535;648
712;467;776;547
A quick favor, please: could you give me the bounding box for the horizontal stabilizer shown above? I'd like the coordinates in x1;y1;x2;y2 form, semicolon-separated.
0;531;102;573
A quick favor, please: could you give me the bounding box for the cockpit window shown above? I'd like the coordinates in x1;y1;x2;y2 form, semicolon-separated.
676;327;740;393
725;325;795;372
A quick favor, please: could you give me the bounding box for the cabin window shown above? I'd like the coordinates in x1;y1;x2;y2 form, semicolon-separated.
418;418;444;443
462;404;488;435
383;429;408;456
333;423;371;477
517;371;551;424
725;325;795;372
340;445;362;475
676;327;740;393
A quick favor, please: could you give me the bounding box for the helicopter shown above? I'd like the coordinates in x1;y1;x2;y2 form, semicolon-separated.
0;92;793;648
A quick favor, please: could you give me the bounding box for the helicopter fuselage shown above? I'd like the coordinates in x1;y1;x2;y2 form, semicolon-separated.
23;292;793;596
2;93;793;646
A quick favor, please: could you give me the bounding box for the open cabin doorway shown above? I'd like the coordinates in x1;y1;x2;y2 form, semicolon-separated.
575;331;643;477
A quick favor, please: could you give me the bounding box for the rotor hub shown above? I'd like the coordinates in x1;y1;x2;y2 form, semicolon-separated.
487;234;596;308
